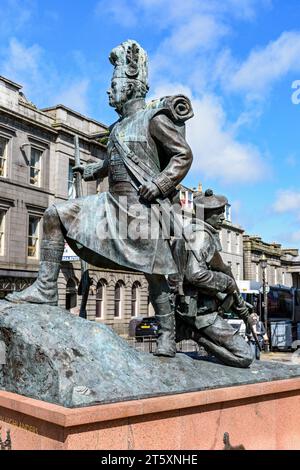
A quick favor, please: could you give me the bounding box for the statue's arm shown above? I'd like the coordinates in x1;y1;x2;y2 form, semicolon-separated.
82;158;109;182
149;114;193;196
209;251;239;290
185;235;235;296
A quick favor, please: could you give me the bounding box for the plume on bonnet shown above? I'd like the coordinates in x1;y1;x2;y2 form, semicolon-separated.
109;39;149;88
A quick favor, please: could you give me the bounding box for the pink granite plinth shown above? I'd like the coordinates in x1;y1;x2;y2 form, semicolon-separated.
0;378;300;450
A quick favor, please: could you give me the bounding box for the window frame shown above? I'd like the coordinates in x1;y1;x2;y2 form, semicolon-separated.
96;279;107;319
65;277;78;311
114;280;124;318
131;281;141;317
0;210;5;256
27;214;41;259
29;146;43;187
236;262;241;281
227;230;231;252
68;160;76;199
236;233;240;254
0;136;8;178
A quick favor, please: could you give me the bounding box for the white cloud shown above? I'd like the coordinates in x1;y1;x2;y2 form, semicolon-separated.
137;0;270;23
285;154;298;167
151;83;266;184
160;14;228;54
286;231;300;243
290;231;300;242
273;190;300;213
0;0;33;36
188;96;265;183
54;79;90;115
1;38;42;85
225;0;272;20
96;0;273;100
95;0;138;27
0;38;91;114
226;31;300;98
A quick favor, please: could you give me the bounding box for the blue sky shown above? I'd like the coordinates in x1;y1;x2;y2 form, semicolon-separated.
1;0;300;248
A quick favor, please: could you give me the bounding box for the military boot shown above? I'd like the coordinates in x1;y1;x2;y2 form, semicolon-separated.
6;240;64;306
153;298;176;357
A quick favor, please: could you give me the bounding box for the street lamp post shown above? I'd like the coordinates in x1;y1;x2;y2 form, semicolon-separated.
260;254;269;352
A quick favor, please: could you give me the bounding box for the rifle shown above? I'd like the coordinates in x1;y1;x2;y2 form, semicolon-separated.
232;291;262;352
73;135;92;319
216;291;262;352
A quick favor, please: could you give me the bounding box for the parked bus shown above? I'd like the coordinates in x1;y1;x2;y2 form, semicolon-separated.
236;281;300;350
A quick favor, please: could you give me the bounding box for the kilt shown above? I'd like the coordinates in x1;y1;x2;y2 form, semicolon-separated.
55;191;178;275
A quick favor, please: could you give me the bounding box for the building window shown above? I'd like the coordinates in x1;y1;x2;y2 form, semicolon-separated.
227;231;231;252
236;233;240;254
131;281;141;317
225;204;231;222
0;137;8;178
66;278;77;311
96;279;107;318
274;267;278;285
0;210;5;255
28;215;40;258
255;263;259;282
236;263;241;281
179;189;186;207
68;161;76;199
179;189;193;211
30;148;42;186
114;281;124;318
187;191;193;210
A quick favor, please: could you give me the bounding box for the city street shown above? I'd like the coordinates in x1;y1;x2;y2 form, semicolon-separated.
261;351;300;364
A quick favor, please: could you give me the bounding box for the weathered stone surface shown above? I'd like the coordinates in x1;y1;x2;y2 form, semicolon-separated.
1;300;300;408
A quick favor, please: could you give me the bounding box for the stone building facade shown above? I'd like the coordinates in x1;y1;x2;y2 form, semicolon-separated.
220;204;244;281
243;235;300;288
0;76;149;334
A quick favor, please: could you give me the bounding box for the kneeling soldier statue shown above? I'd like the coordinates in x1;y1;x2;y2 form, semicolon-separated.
170;189;255;368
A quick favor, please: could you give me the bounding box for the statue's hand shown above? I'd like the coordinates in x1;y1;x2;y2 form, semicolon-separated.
72;165;85;175
139;181;161;201
232;293;250;321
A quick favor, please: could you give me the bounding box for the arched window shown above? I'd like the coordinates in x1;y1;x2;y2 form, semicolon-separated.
131;281;141;317
96;279;107;319
65;278;77;311
147;295;155;316
114;281;124;318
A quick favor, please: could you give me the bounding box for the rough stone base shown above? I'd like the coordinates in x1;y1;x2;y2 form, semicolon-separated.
1;300;300;408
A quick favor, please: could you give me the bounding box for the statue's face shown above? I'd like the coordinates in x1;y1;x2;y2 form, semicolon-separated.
205;207;225;230
107;77;129;111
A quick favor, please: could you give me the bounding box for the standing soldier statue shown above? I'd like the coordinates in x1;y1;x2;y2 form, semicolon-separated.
6;40;193;357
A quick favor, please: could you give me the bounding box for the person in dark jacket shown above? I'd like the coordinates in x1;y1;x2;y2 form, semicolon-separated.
246;313;268;360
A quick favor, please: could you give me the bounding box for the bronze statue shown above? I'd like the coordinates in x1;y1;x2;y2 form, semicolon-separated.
170;189;255;367
6;40;194;357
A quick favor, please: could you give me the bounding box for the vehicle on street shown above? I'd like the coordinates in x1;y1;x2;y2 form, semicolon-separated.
135;316;159;342
237;281;300;351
